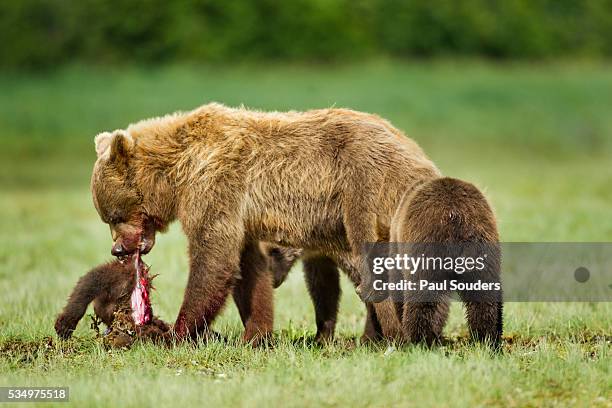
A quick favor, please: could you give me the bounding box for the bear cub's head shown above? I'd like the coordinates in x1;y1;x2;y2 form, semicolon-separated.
92;130;157;257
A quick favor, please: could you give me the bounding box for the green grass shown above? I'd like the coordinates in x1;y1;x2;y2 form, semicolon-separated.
0;61;611;407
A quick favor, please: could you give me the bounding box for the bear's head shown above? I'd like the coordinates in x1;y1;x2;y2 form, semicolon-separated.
92;131;156;257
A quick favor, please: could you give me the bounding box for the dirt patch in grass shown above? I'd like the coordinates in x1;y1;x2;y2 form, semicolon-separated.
0;336;78;364
1;331;608;364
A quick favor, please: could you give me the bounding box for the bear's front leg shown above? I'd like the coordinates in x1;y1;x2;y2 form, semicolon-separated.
173;234;242;341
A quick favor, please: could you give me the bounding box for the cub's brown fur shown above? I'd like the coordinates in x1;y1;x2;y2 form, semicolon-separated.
390;177;502;347
90;103;500;344
260;243;303;289
55;260;169;342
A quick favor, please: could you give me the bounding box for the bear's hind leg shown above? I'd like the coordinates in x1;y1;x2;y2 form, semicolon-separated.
233;241;274;345
459;293;503;349
361;303;384;342
403;295;450;346
303;255;341;343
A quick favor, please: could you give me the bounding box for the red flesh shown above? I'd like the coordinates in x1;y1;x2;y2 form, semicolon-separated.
130;250;153;325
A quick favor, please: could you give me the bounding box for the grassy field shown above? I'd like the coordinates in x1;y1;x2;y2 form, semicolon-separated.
0;61;611;407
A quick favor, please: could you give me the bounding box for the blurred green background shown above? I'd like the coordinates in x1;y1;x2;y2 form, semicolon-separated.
2;0;612;68
1;3;611;406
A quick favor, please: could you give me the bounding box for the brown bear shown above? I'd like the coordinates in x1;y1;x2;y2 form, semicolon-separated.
389;177;502;347
90;103;501;345
55;257;170;347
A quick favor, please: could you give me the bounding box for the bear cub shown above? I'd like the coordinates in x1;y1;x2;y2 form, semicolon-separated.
55;258;169;347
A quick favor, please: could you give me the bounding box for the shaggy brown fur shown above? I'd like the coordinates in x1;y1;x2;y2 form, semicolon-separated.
90;103;500;343
390;177;502;347
55;260;169;346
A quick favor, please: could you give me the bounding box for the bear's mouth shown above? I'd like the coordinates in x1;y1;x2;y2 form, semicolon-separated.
139;236;154;255
129;250;153;326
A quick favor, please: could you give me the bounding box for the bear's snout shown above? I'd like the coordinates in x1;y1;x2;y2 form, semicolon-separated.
111;240;129;257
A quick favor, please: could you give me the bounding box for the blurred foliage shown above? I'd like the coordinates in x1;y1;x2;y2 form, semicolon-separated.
1;0;612;68
2;61;611;189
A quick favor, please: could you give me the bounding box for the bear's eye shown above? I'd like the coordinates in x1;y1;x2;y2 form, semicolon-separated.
108;212;124;225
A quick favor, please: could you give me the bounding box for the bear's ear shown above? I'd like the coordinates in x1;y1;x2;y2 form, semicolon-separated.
108;131;134;167
94;132;113;157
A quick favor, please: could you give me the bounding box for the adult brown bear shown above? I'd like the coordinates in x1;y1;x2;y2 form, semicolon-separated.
91;103;501;345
